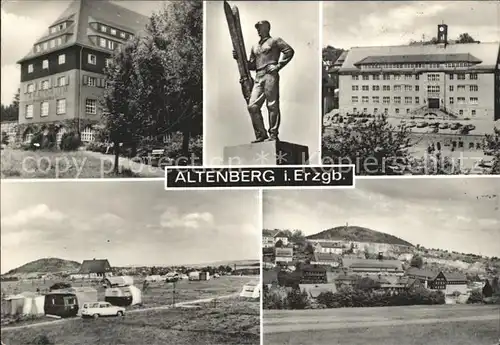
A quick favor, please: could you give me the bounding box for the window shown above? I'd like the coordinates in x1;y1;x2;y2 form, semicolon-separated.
415;75;420;80
362;96;369;103
383;96;390;104
457;74;465;80
362;85;369;91
395;108;400;114
352;75;359;80
101;25;107;32
449;74;454;80
120;32;126;39
372;96;379;103
85;99;97;114
362;75;369;80
56;99;66;114
471;110;476;116
110;28;117;35
81;126;95;142
50;39;55;48
373;75;380;80
469;73;478;80
58;76;66;86
394;85;402;92
394;96;401;104
87;77;97;87
100;38;107;48
383;75;390;80
470;97;478;104
383;85;390;91
25;104;33;118
394;75;401;80
459;110;464;116
353;108;357;113
43;42;48;50
42;60;49;69
56;37;63;46
363;108;367;113
427;85;440;93
405;85;412;92
457;97;466;104
470;85;478;92
41;80;49;90
28;84;35;93
427;74;440;81
28;64;34;73
372;85;380;91
88;54;96;65
58;54;66;64
406;109;410;114
40;101;49;117
50;27;57;34
107;40;115;50
352;96;358;103
415;85;419;91
449;85;454;92
404;74;412;80
384;108;388;114
415;97;420;104
36;45;41;53
449;97;454;104
457;85;466;92
105;58;112;68
405;97;412;104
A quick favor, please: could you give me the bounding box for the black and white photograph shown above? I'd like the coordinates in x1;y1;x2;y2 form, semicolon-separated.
322;1;500;175
262;178;500;345
205;1;321;166
1;182;260;345
1;0;202;179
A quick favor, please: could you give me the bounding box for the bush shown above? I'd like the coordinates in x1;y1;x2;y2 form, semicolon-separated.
32;334;54;345
286;289;310;309
60;132;81;151
467;289;483;304
163;132;203;165
263;285;286;310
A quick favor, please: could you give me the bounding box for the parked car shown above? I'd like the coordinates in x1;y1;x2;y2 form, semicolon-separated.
450;123;462;130
81;302;125;319
439;122;449;129
416;122;428;128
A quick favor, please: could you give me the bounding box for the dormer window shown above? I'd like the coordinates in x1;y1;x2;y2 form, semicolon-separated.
50;39;55;48
99;38;106;48
108;40;115;50
101;25;107;32
43;42;48;50
120;32;126;39
35;45;41;53
57;37;63;46
110;29;116;35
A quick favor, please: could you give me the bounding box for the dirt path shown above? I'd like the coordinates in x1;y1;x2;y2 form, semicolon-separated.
2;293;238;332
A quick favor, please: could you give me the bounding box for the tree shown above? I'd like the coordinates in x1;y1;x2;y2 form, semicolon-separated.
322;115;413;175
290;230;305;245
456;33;477;44
492;277;499;294
483;280;493;298
355;277;380;291
322;45;345;65
410;256;424;269
305;243;315;255
484;127;500;174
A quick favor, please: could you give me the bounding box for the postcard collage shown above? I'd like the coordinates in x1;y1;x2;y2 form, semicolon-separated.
1;1;499;345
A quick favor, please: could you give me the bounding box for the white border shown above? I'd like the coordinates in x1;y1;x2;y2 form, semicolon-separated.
0;178;164;183
202;0;207;166
318;0;324;165
163;164;356;190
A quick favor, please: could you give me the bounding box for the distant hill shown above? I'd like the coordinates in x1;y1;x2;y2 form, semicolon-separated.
306;226;414;247
188;259;260;268
4;258;81;275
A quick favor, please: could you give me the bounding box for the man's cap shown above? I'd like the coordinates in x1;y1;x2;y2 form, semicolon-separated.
255;20;270;29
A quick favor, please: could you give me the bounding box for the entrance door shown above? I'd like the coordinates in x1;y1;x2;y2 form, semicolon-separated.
428;98;440;109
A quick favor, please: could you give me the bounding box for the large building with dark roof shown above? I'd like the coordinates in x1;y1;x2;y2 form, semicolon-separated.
16;0;149;144
406;267;468;295
327;24;500;152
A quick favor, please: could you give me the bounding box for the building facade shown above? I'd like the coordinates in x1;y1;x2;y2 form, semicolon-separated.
16;0;148;144
406;268;468;295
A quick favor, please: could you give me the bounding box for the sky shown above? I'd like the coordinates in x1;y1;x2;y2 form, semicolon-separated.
1;0;165;105
0;181;260;274
205;1;321;164
264;178;500;257
323;1;500;49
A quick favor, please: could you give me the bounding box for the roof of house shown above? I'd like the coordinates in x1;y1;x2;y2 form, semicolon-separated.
78;259;111;274
315;242;343;249
262;229;280;237
275;247;293;257
274;231;289;238
18;0;149;63
339;42;500;72
313;252;342;263
342;258;403;270
405;267;467;282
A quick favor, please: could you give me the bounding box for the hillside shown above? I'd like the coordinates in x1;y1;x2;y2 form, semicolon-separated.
4;258;81;275
306;226;414;247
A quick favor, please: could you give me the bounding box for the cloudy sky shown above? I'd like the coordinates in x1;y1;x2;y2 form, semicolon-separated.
324;1;500;49
205;1;321;164
0;181;260;274
264;178;500;257
1;0;165;105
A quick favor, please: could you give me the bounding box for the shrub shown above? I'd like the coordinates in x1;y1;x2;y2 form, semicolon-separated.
286;289;310;310
263;286;285;310
32;334;54;345
60;132;81;151
1;131;9;145
467;289;483;304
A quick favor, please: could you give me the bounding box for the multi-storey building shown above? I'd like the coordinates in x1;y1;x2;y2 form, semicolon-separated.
16;0;148;144
331;24;500;151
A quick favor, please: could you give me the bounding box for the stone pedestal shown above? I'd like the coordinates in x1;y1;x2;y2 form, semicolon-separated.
223;141;309;165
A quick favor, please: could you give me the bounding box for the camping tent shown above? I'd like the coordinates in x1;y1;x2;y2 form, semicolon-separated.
105;285;142;307
239;281;260;299
4;292;44;316
104;276;134;287
189;271;200;281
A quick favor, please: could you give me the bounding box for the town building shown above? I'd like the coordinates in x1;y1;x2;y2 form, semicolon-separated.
16;0;149;144
262;229;290;248
405;267;468;295
275;247;294;265
311;252;342;267
70;259;112;280
299;265;335;284
328;24;500;151
342;258;405;276
313;242;344;255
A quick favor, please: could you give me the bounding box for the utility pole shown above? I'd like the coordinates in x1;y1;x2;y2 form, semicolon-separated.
172;280;176;307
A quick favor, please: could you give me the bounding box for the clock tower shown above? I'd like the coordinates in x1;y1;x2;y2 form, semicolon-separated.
437;24;448;44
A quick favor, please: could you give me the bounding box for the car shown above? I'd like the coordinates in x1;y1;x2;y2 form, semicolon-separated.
416;122;428;128
450;123;462;130
439;123;449;129
81;302;125;319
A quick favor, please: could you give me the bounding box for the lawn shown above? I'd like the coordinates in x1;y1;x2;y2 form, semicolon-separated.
0;148;162;178
1;297;260;345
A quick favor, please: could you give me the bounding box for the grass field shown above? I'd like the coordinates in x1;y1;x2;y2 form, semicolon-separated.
264;305;500;345
0;148;163;178
2;297;260;345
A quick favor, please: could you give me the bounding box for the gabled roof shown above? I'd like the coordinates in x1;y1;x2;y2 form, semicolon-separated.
313;252;342;263
274;231;289;238
339;42;500;72
18;0;149;63
275;247;293;257
315;242;343;249
406;267;467;282
354;53;482;66
78;259;111;274
263;229;280;237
